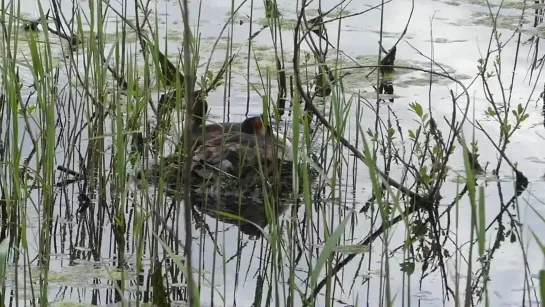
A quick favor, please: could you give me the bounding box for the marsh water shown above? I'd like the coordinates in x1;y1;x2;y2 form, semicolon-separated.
3;0;545;306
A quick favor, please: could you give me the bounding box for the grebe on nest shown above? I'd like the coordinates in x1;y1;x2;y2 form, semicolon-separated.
138;111;295;199
189;114;294;198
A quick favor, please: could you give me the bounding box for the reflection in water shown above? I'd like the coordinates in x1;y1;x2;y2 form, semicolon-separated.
378;79;395;104
6;0;545;305
191;193;292;237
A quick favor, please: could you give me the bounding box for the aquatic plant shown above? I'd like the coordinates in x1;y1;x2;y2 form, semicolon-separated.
0;0;543;306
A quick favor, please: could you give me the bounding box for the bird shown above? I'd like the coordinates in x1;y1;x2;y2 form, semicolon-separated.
189;114;294;198
181;98;264;148
135;90;296;201
137;107;292;188
189;96;294;162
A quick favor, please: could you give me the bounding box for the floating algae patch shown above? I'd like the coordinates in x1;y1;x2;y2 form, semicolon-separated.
395;71;472;88
1;30;63;66
471;12;529;30
357;91;402;100
368;30;415;40
322;55;471;90
304;9;323;17
98;30;142;44
325;7;354;16
47;271;72;283
353;55;417;77
50;303;90;307
451;11;530;31
248;81;266;90
257;17;298;29
60;264;135;281
251;47;294;65
218;47;299;90
254;44;272;52
304;7;354;17
443;1;462;6
425;38;468;44
439;0;486;6
208;43;298;74
397;75;440;88
438;0;501;7
234;54;382;91
453;73;473;80
207;43;471;93
199;40;245;53
224;11;251;23
441;0;543;9
4;265;95;287
501;1;545;9
164;29;184;42
208;60;227;71
233;52;422;91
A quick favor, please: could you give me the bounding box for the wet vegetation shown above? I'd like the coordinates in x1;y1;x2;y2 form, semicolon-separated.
0;0;544;306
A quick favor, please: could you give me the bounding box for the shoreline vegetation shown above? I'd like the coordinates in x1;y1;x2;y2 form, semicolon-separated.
0;0;542;305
